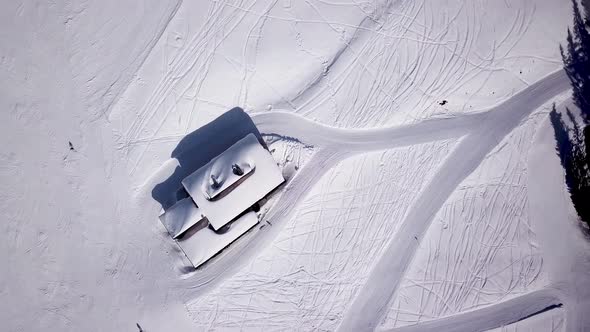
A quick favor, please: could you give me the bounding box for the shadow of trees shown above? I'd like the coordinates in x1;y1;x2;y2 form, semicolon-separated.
551;0;590;226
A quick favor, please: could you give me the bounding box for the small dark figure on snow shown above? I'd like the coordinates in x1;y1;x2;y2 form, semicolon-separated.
210;174;221;189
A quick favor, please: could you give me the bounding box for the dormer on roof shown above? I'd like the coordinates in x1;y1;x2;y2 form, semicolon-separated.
182;133;285;231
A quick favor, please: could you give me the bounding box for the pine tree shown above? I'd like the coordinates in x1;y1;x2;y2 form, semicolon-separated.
582;0;590;28
550;106;573;178
562;0;590;122
556;1;590;226
570;114;590;222
566;110;586;188
551;107;566;168
551;106;590;224
573;0;590;51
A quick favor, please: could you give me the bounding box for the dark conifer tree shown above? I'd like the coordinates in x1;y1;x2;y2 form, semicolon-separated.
562;0;590;122
550;106;573;178
584;0;590;23
553;0;590;225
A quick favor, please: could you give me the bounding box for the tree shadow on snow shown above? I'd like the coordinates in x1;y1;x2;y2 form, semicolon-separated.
151;107;264;210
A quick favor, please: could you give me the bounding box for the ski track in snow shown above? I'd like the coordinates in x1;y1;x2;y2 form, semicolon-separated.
101;0;578;330
382;288;561;332
337;69;568;331
174;69;569;330
186;140;457;330
5;1;583;331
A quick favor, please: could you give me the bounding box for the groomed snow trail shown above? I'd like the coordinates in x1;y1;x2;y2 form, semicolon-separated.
337;69;569;331
381;288;561;332
179;69;569;329
4;1;580;331
100;1;575;329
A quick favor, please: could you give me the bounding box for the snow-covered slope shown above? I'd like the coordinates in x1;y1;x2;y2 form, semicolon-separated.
2;0;589;331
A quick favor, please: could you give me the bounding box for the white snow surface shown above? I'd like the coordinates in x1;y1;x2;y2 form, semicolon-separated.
2;1;590;332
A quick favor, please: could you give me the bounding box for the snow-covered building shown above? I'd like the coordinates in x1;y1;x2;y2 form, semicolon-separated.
159;133;284;267
159;197;205;239
182;133;285;230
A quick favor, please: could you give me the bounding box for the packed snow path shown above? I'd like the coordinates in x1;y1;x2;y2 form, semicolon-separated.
178;69;570;330
337;69;568;331
383;288;561;332
4;1;583;331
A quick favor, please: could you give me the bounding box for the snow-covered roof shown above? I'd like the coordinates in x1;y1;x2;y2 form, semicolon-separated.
158;197;205;239
177;211;259;268
182;133;284;230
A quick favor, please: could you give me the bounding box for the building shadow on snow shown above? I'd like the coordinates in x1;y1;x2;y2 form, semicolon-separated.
152;107;264;210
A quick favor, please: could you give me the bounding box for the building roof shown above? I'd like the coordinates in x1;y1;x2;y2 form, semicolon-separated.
177;211;259;268
182;133;284;230
158;197;205;239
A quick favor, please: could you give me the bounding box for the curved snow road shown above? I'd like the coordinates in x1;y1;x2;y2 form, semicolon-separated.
252;69;568;151
253;110;479;151
337;69;569;331
382;288;562;332
181;69;570;331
